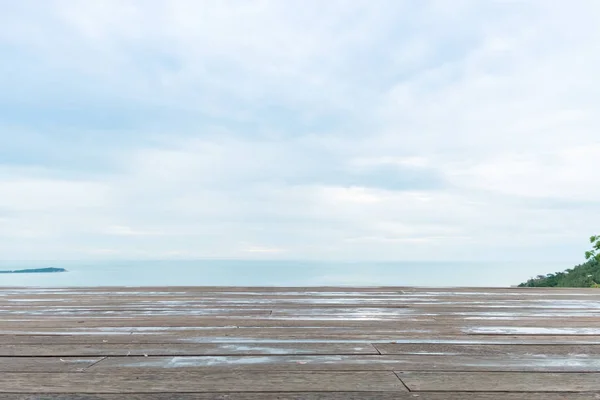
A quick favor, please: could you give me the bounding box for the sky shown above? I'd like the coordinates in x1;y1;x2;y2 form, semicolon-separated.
0;0;599;263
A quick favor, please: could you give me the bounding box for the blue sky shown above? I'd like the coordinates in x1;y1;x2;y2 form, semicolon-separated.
1;0;599;262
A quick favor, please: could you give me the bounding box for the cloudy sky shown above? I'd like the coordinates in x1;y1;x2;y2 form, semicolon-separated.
1;0;599;262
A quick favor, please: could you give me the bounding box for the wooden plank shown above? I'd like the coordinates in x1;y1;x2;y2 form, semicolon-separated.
1;285;595;291
4;299;598;307
3;298;599;306
375;343;600;356
2;285;597;294
4;294;595;300
3;315;600;330
3;334;600;345
1;287;600;395
0;371;407;393
89;354;600;373
0;358;102;372
0;320;444;330
0;287;598;301
0;393;599;400
2;323;600;338
11;305;545;311
397;371;600;392
0;343;378;357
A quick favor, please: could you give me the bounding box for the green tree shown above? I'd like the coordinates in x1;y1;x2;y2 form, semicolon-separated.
585;235;600;263
517;236;600;288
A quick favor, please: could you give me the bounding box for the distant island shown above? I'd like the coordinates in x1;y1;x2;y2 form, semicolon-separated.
0;267;67;274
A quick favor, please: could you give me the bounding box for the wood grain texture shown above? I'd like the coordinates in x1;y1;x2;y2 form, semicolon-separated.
375;343;600;356
0;358;102;372
1;393;599;400
2;286;600;394
0;371;407;393
0;343;379;357
398;371;600;392
88;353;600;372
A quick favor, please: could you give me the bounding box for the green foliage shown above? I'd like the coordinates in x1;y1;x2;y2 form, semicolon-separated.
518;235;600;288
518;259;600;287
585;235;600;263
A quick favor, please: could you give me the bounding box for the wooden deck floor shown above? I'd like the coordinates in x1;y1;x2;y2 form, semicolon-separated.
1;287;600;399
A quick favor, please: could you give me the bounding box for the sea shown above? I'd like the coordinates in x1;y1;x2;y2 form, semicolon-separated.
0;260;567;287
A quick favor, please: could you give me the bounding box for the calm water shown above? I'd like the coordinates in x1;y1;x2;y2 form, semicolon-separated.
0;260;564;287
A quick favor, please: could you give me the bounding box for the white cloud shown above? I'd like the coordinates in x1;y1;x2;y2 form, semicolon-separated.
0;1;599;263
446;145;600;199
0;177;110;211
103;225;162;237
240;244;287;254
350;156;431;169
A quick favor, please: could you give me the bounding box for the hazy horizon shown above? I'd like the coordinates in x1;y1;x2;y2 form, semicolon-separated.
0;259;575;287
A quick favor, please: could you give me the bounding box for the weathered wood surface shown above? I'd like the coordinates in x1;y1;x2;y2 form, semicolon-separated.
375;343;600;356
1;286;600;396
1;394;599;400
398;371;600;392
0;343;379;356
0;357;102;372
3;333;600;345
89;354;600;372
0;371;407;393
